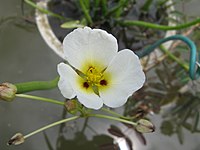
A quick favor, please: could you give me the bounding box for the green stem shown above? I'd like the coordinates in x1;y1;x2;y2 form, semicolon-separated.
141;0;153;12
15;77;59;94
94;0;100;18
118;18;200;30
81;118;89;133
16;94;64;106
101;108;131;120
79;0;93;25
106;0;128;17
87;124;98;134
101;0;108;16
88;114;137;126
83;0;90;9
159;45;189;71
24;0;66;20
24;116;80;139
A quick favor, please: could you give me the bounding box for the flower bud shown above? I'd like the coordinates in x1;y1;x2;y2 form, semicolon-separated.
135;119;155;133
65;99;79;115
7;133;25;145
0;82;17;101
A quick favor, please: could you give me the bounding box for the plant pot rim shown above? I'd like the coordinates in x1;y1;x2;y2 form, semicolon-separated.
35;0;176;67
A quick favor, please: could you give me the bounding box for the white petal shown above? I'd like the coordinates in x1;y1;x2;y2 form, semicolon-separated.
57;63;76;99
63;27;118;71
58;62;103;109
58;77;76;99
77;92;103;110
100;49;145;108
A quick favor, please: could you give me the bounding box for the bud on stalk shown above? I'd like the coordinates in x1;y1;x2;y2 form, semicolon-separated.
7;133;25;145
65;99;79;115
136;119;155;133
0;82;17;101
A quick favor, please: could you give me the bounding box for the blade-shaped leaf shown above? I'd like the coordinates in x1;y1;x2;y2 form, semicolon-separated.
61;20;85;29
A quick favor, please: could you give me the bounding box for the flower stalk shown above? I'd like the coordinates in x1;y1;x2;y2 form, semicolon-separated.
23;116;80;139
15;93;139;125
101;108;132;120
8;116;80;145
16;94;64;106
8;93;154;145
88;114;137;126
16;93;137;122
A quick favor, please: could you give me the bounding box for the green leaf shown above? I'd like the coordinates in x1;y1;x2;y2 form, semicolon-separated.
107;0;128;18
61;20;85;29
160;120;174;136
170;98;191;115
141;0;153;12
43;132;54;150
25;0;66;20
83;0;90;9
169;10;185;17
182;122;192;131
79;0;93;24
177;126;184;144
192;111;200;132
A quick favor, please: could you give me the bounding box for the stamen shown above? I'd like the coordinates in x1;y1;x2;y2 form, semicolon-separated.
82;66;108;93
100;80;107;86
83;82;89;89
86;66;103;86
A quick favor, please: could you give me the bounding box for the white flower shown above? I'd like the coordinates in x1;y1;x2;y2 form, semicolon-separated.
57;27;145;110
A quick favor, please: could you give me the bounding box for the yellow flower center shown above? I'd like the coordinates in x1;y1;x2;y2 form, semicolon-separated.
82;66;108;93
86;67;104;86
79;63;109;94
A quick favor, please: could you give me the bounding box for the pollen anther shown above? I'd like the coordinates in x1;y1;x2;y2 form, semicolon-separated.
86;67;104;86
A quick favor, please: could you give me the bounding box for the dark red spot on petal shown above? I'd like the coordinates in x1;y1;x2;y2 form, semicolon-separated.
100;80;107;86
83;82;89;89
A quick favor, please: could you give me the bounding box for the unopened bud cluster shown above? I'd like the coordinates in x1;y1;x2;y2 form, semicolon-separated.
136;119;155;133
7;133;25;145
0;82;17;101
65;99;79;114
